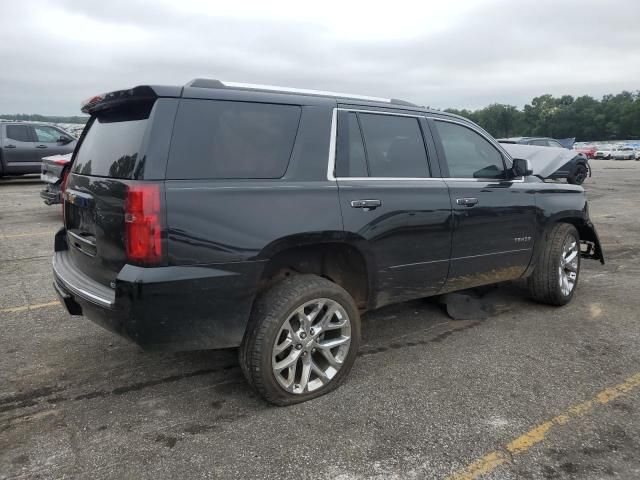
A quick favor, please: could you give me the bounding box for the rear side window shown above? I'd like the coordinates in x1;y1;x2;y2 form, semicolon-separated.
336;112;368;177
358;113;430;178
6;125;32;142
167;100;301;179
434;120;505;179
72;103;152;178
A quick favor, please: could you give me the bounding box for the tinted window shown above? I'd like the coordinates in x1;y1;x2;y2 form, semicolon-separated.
168;100;301;179
34;126;63;143
336;112;368;177
547;140;563;147
358;113;429;177
434;121;505;179
6;125;31;142
72;104;151;178
529;139;547;146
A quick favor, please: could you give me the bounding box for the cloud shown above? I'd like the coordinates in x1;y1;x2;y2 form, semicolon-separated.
1;0;638;114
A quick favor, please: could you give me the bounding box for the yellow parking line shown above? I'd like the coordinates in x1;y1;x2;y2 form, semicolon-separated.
0;301;59;314
0;231;56;239
446;372;640;480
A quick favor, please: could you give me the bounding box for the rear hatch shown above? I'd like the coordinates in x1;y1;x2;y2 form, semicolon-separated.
63;94;171;288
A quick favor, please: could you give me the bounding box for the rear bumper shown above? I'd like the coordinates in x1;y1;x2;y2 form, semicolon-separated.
40;184;62;205
52;231;265;351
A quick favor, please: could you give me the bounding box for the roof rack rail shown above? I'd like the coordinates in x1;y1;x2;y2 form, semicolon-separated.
186;78;418;107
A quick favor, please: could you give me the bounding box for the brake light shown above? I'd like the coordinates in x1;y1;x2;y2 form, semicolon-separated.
124;184;162;264
61;169;70;219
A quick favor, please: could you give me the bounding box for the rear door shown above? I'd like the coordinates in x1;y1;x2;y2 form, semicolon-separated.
430;118;537;291
1;124;40;174
334;109;452;308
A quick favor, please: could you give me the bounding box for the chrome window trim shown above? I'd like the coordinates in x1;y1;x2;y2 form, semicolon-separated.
327;108;525;183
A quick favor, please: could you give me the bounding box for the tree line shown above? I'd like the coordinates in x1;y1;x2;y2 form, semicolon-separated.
3;90;640;141
0;114;88;124
445;91;640;141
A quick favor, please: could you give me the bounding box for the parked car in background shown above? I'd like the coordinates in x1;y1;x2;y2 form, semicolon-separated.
574;145;597;159
612;146;636;160
497;137;590;184
40;153;72;205
594;145;614;159
0;121;76;177
53;79;604;405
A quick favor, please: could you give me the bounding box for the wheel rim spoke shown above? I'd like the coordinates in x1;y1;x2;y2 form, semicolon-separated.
297;356;312;392
559;236;579;296
274;350;301;372
317;336;350;350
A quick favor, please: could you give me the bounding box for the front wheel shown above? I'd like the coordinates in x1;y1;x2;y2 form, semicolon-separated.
528;223;580;306
240;274;360;405
567;163;588;185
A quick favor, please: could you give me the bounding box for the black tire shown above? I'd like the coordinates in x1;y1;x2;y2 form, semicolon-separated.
567;163;588;185
239;274;361;406
528;223;580;306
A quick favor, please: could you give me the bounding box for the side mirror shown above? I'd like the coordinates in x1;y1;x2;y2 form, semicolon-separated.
58;136;72;144
512;158;533;177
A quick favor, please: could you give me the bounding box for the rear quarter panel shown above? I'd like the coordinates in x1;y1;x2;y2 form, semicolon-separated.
165;105;342;265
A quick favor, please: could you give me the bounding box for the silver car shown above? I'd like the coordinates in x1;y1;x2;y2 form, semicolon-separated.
612;147;636;160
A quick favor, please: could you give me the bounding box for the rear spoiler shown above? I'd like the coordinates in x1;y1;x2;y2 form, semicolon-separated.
81;85;182;114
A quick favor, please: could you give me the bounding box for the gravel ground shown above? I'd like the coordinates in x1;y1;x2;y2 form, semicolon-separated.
1;160;639;479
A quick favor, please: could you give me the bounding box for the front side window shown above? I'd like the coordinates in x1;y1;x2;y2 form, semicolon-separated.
358;113;430;178
168;99;301;179
34;126;63;143
434;121;505;179
5;125;31;142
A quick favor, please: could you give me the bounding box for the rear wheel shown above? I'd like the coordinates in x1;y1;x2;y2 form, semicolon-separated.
528;223;580;306
240;274;360;405
567;163;588;185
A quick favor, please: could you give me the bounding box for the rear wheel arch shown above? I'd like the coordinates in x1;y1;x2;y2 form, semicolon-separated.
256;239;372;311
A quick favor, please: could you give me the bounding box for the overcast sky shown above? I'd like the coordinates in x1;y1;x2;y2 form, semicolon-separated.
1;0;639;115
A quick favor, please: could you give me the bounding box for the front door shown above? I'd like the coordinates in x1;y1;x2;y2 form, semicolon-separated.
430;118;537;291
32;125;72;157
334;109;452;308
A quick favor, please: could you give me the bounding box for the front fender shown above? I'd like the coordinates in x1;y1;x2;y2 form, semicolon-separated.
578;219;605;264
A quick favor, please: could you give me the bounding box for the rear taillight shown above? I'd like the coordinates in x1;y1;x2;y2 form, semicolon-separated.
124;183;162;265
61;169;70;219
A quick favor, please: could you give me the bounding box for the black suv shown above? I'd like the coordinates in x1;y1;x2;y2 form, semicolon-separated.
0;121;76;176
53;80;604;405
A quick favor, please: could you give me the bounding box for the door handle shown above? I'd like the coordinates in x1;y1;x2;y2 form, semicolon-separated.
351;199;382;210
36;145;48;149
5;144;16;148
456;197;479;207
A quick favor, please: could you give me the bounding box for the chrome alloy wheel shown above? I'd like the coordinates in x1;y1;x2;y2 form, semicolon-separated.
559;236;579;296
271;298;351;394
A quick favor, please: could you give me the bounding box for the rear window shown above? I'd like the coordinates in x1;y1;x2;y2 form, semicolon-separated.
167;99;301;179
72;103;151;178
